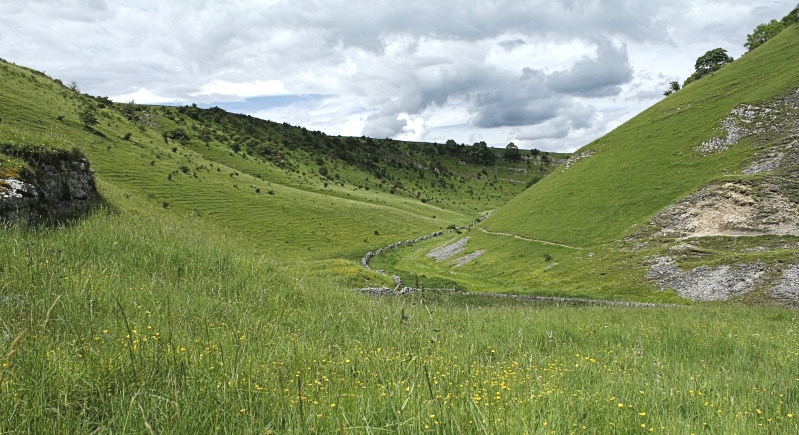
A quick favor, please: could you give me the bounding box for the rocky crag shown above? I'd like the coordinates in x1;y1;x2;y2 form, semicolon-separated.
0;157;97;222
636;89;799;304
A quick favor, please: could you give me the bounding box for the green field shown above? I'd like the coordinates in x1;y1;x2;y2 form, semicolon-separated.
1;19;799;434
1;195;797;433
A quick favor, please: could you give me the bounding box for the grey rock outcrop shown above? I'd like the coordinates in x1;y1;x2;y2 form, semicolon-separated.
647;256;767;301
0;158;97;222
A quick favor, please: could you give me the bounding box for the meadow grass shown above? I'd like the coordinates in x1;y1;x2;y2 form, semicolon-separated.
2;25;799;433
1;193;797;433
369;228;690;303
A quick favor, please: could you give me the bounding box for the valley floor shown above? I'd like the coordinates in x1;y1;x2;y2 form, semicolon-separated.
1;197;797;433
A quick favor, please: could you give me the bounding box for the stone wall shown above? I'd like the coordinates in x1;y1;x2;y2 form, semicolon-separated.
0;158;97;222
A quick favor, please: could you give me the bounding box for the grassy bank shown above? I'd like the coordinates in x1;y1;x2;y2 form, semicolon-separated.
1;188;797;433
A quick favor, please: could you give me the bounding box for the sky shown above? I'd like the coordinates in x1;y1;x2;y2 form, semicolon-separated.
1;1;794;152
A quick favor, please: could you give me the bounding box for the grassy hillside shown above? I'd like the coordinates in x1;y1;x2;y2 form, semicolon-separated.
0;59;564;261
377;24;799;301
486;23;799;246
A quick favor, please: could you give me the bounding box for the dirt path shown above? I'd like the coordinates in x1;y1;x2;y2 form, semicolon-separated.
475;227;582;249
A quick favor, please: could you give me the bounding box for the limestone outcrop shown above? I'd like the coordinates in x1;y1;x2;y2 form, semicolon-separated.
0;158;97;222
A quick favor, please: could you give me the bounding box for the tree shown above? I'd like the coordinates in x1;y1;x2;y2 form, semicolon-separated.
504;142;521;160
470;141;494;164
683;48;733;86
120;100;137;121
744;19;785;52
781;5;799;27
663;81;681;96
78;105;98;128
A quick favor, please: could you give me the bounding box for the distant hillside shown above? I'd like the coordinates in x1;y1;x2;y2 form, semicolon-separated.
0;58;565;261
375;22;799;304
485;24;799;247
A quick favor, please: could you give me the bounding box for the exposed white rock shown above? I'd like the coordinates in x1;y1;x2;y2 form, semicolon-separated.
427;237;469;262
451;250;485;267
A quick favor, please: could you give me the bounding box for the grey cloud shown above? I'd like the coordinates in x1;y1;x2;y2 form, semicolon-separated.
472;99;565;128
467;68;553;128
562;103;596;130
0;0;788;153
358;38;627;137
499;39;526;50
547;40;633;97
516;124;572;141
264;0;670;54
362;113;407;138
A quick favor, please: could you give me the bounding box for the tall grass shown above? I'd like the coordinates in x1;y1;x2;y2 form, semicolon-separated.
1;188;797;432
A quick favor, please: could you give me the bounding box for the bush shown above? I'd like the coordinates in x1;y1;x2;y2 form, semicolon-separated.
78;105;98;127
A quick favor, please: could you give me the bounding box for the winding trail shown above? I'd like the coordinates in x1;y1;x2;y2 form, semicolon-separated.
475;227;582;249
358;212;678;307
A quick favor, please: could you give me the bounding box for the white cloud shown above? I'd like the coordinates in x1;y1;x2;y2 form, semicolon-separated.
111;88;180;105
191;79;289;102
0;0;794;151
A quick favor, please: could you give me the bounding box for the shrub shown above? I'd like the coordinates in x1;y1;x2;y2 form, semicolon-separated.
78;105;98;127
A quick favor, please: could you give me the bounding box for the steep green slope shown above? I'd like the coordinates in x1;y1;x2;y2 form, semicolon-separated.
486;24;799;247
0;58;563;261
376;24;799;302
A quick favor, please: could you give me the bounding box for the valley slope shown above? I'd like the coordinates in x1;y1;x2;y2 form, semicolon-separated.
375;23;799;304
0;59;564;265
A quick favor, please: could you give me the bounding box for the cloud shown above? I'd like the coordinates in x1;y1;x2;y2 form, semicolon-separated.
111;88;180;105
191;79;290;102
499;39;527;50
362;113;407;139
0;0;791;151
547;40;633;97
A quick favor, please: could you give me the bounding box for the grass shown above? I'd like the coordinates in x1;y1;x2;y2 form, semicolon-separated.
1;191;797;432
370;227;690;303
2;22;799;433
485;23;799;247
378;23;799;300
0;58;565;262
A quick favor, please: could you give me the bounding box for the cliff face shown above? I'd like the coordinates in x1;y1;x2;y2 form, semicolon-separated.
0;158;97;222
